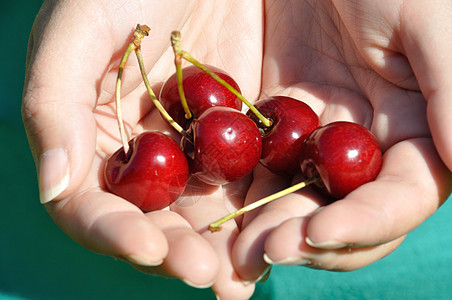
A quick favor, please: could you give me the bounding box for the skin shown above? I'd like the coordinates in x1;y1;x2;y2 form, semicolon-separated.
22;0;452;299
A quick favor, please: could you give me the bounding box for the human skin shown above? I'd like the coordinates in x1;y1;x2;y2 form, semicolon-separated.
22;0;452;299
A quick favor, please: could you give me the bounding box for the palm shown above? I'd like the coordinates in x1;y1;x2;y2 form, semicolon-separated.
43;1;264;298
233;0;451;281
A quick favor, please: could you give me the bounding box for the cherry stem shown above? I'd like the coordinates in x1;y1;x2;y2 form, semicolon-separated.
208;175;319;232
115;43;134;155
171;31;192;120
115;24;151;156
134;48;193;143
170;31;273;128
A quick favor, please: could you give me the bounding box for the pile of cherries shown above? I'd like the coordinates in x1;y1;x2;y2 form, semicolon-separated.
104;27;383;227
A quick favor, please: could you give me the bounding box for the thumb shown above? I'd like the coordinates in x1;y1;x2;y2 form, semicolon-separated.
22;3;114;203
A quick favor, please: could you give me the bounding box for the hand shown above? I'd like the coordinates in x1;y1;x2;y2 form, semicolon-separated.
22;1;265;298
232;0;452;282
22;0;452;297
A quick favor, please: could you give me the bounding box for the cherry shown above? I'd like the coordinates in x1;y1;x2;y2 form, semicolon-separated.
300;121;382;199
105;131;189;212
182;106;262;186
208;121;383;231
246;96;319;175
103;25;189;212
159;65;242;129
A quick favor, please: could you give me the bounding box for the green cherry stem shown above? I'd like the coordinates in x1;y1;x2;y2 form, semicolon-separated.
170;31;273;128
134;48;193;143
171;31;192;120
208;175;319;232
115;24;151;155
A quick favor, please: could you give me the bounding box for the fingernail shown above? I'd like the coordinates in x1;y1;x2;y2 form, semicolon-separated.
242;265;272;285
258;266;272;283
263;253;311;266
305;237;347;249
183;279;215;289
124;254;163;267
38;148;70;204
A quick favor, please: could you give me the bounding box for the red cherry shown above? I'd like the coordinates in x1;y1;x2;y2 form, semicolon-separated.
159;65;242;128
246;96;319;175
182;106;262;185
104;131;189;212
300;121;382;199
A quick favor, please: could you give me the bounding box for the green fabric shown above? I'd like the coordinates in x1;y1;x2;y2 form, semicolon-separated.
1;1;451;299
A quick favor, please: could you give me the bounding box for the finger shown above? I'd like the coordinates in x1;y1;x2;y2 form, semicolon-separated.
399;0;452;170
22;2;117;204
46;190;169;266
46;154;219;286
131;211;219;288
232;166;316;282
241;165;292;228
171;182;255;300
263;217;404;271
305;138;452;250
332;0;421;91
233;194;319;281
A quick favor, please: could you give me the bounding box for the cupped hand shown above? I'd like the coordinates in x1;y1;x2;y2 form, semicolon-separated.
22;0;452;297
22;1;265;298
232;0;452;282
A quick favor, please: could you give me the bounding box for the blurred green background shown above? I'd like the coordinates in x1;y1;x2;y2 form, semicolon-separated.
1;1;451;299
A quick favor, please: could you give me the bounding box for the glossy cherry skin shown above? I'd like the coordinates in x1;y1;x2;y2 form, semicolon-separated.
182;106;262;186
300;121;382;199
104;131;189;212
246;96;319;175
159;65;242;129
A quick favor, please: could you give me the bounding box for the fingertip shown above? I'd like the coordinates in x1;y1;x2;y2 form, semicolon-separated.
231;215;272;281
427;94;452;172
144;211;220;287
212;274;255;300
114;217;170;267
168;229;220;287
263;253;311;267
263;217;313;265
183;278;215;289
303;200;363;249
304;208;348;249
241;265;272;285
80;207;170;267
24;100;98;205
304;236;347;250
38;148;70;204
120;254;164;267
200;226;255;299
